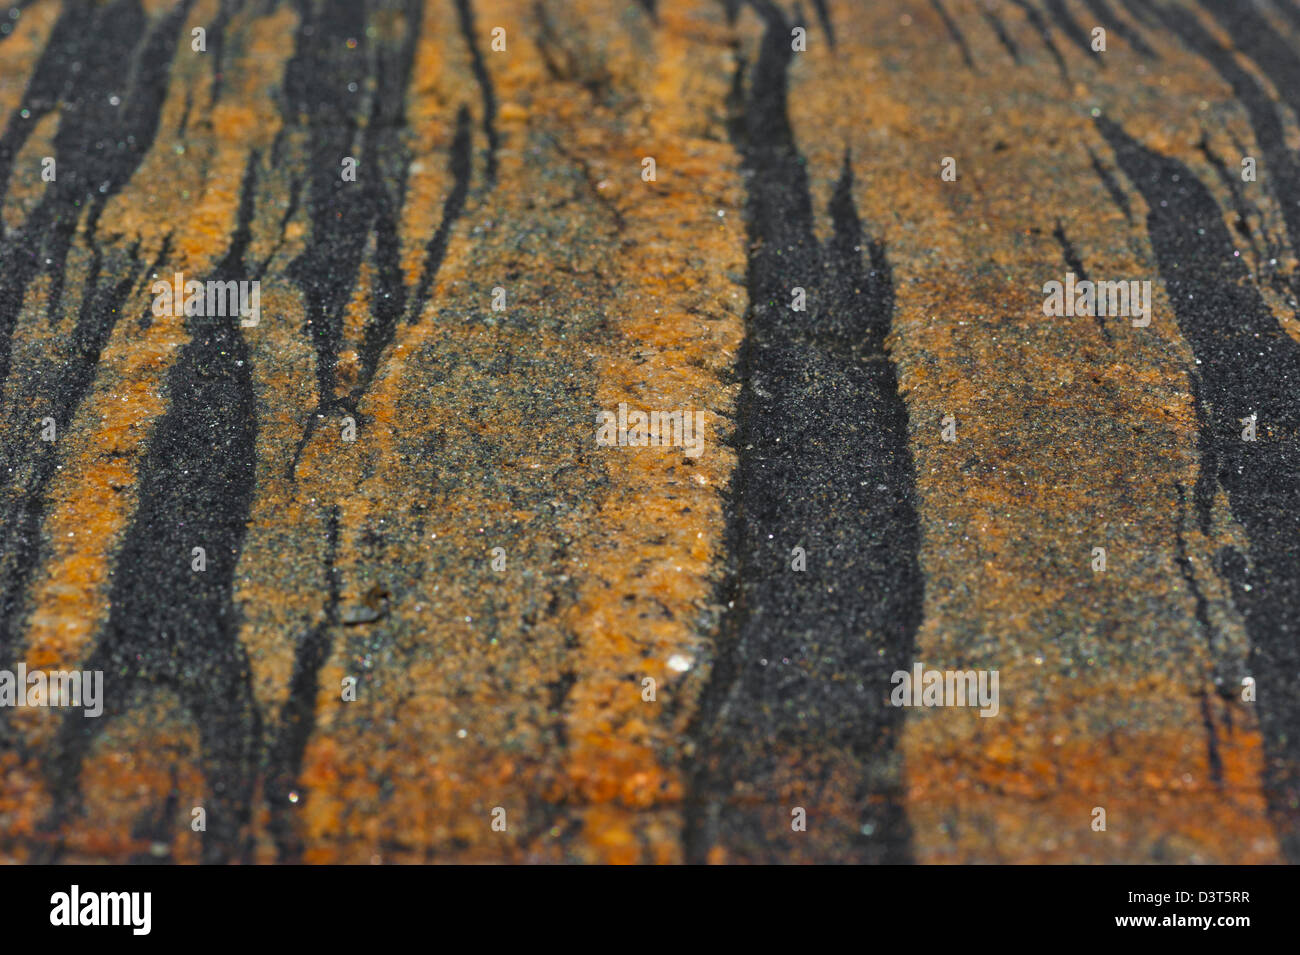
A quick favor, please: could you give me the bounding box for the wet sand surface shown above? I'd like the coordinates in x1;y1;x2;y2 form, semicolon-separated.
0;0;1297;863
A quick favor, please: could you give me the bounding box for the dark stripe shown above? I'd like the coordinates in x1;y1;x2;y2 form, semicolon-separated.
811;0;834;48
204;0;250;107
282;0;373;442
283;0;471;473
0;0;95;213
400;106;472;332
1043;0;1104;62
350;0;422;394
981;7;1021;63
1052;220;1088;280
1086;145;1132;222
1078;0;1158;58
264;507;340;863
1173;482;1241;702
454;0;500;186
0;0;193;668
929;0;977;72
0;0;191;380
687;0;923;864
1051;220;1111;341
1009;0;1070;81
1154;5;1300;305
1194;133;1284;293
1097;115;1300;861
1113;0;1161;30
1199;0;1300;124
45;151;264;865
268;0;475;835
